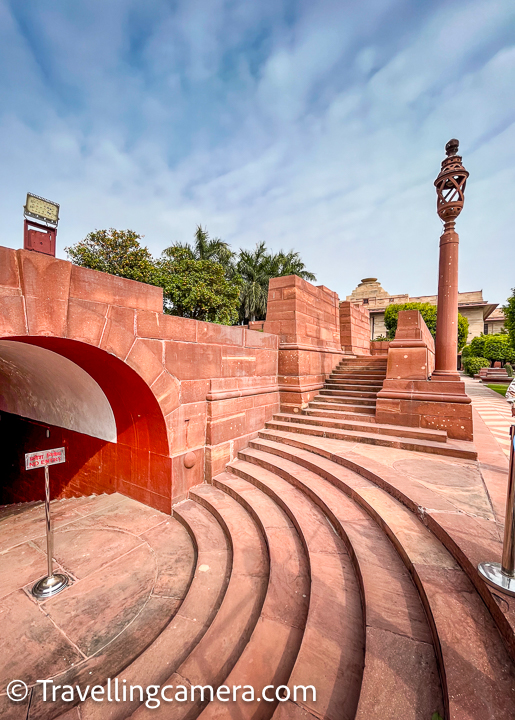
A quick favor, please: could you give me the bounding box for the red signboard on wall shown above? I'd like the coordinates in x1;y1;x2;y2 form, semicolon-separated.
25;447;66;470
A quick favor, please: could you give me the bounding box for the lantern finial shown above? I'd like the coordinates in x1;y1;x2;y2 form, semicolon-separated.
434;140;469;229
445;138;459;156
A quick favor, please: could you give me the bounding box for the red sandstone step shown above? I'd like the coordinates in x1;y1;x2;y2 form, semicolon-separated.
319;391;377;405
283;412;448;443
129;485;270;719
331;374;386;382
226;459;365;720
336;366;387;371
327;378;383;388
323;385;378;397
307;403;377;420
336;361;386;366
331;372;386;380
77;500;231;720
243;438;515;719
309;399;376;415
262;421;477;460
239;444;444;719
296;442;515;664
196;472;309;719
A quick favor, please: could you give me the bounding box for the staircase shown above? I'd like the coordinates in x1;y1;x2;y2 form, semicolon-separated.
271;356;477;460
43;361;513;719
71;430;513;719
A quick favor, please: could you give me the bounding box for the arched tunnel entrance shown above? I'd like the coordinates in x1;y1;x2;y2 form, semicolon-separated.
0;338;172;512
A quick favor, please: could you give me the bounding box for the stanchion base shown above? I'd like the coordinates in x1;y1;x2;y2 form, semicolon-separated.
478;562;515;598
31;573;70;599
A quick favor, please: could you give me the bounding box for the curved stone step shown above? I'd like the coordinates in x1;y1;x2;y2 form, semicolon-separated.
227;459;365;720
244;434;515;719
239;444;444;720
198;472;310;719
279;412;448;443
263;421;476;460
75;500;230;720
286;441;515;665
129;486;269;719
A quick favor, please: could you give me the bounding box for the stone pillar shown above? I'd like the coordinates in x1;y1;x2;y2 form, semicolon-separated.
432;139;469;381
433;223;460;380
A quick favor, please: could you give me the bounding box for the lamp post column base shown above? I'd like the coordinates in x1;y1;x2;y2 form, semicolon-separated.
478;562;515;598
31;573;70;600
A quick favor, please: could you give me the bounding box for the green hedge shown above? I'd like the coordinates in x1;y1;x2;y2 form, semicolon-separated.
462;356;490;377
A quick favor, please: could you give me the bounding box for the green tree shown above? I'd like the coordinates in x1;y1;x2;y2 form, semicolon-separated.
483;334;515;365
384;302;468;351
156;248;241;325
164;225;236;277
66;229;157;285
236;242;272;322
236;243;317;323
269;250;317;282
463;332;515;366
503;288;515;351
467;334;487;358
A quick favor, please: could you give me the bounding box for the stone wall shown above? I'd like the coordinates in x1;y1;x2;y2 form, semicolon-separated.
339;301;371;355
264;275;343;411
0;247;279;510
370;340;390;355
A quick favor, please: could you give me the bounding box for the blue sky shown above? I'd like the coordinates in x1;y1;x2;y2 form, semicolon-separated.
1;0;514;305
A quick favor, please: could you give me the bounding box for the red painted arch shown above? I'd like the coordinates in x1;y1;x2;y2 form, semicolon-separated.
0;337;172;512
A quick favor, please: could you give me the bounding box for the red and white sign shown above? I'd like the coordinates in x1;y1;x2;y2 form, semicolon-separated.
25;447;66;470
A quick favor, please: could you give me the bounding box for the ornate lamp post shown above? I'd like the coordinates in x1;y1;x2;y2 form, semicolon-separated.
432;139;469;381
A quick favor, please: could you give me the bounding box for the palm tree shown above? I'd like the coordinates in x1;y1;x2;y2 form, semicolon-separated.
237;242;273;322
162;225;236;276
236;243;317;322
269;249;317;282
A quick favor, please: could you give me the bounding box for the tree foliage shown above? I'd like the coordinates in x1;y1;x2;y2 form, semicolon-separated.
65;229;157;285
156;248;241;325
503;288;515;351
164;225;236;275
66;226;317;326
483;334;515;363
236;242;316;323
384;302;469;351
461;332;515;366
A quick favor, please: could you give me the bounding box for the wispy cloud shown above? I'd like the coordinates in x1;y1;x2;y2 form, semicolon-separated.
0;0;514;303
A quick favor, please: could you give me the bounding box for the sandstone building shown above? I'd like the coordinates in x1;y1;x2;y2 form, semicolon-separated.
346;277;505;342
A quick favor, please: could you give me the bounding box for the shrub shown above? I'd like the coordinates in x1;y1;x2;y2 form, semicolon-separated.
462;356;490;377
467;334;487;358
505;362;513;377
373;335;388;341
384;302;468;350
483;334;515;364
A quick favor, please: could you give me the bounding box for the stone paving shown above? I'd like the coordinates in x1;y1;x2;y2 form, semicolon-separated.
463;374;514;457
0;493;195;720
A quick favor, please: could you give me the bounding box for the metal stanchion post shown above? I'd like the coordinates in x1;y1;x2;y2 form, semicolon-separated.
31;463;69;600
478;424;515;597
